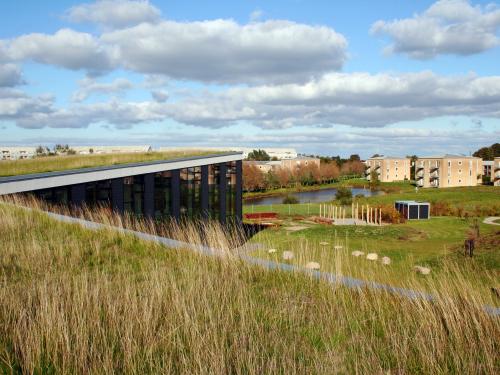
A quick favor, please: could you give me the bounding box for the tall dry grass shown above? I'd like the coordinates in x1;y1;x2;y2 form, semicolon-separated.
0;197;499;374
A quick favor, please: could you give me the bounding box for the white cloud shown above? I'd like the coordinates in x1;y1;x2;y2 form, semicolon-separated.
101;19;348;83
66;0;161;29
0;89;54;125
5;29;114;74
72;77;133;102
161;71;500;128
371;0;500;58
5;71;500;131
0;64;23;87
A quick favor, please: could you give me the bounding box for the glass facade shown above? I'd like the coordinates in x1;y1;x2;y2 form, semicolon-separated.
21;160;242;223
180;167;202;218
124;175;144;216
85;180;112;208
154;171;172;219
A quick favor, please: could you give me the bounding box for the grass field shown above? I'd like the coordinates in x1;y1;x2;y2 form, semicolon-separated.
0;150;221;177
1;202;499;373
249;217;500;296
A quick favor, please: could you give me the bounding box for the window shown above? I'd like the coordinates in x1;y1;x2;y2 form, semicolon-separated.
180;167;202;218
124;176;144;216
448;161;451;167
154;171;171;218
458;161;462;165
459;179;462;183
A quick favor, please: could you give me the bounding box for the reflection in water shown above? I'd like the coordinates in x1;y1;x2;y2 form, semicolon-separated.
243;188;382;206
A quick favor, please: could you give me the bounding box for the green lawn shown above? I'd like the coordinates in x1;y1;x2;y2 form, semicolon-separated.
0;150;224;177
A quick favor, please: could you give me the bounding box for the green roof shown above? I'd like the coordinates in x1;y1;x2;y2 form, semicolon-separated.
0;150;228;177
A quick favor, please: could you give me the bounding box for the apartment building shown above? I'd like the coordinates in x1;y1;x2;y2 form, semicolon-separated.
493;157;500;187
365;156;410;182
244;157;320;173
415;155;482;188
0;147;37;160
281;156;320;170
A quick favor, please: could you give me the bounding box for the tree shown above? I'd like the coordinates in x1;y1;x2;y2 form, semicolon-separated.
274;167;291;188
369;170;380;191
320;162;339;183
341;160;365;176
473;143;500;160
242;164;266;191
349;154;361;161
406;155;418;180
335;186;352;205
295;164;320;186
247;149;271;161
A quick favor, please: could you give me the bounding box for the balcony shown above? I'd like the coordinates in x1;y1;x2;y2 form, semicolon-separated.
430;166;439;173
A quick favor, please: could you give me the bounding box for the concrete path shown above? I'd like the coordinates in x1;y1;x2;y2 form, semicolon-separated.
483;217;500;226
22;208;500;317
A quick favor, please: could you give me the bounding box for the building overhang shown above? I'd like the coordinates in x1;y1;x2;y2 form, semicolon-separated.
0;152;243;195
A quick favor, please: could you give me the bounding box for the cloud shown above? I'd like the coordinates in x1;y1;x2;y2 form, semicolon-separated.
0;64;23;87
101;19;348;83
5;71;500;131
371;0;500;59
151;90;168;102
72;77;133;102
66;0;161;29
161;71;500;128
0;89;54;125
5;29;114;74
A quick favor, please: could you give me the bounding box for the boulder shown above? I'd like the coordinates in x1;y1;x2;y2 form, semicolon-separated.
351;251;364;257
319;241;329;246
268;248;277;254
334;245;343;250
414;266;431;275
366;253;378;261
282;251;294;260
305;262;320;271
381;256;391;265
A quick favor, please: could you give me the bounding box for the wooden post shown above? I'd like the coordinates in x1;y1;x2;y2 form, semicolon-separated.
379;208;382;225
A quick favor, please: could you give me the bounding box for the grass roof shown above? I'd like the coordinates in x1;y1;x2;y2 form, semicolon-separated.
0;150;230;177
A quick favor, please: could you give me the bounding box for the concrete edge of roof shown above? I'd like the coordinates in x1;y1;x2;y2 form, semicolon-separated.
0;152;243;184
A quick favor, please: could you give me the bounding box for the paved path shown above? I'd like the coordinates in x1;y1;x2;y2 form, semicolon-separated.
483;217;500;226
19;207;500;317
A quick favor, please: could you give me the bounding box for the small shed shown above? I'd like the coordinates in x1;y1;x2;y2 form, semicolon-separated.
394;200;430;220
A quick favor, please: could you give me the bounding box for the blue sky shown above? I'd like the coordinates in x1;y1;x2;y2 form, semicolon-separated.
0;0;499;157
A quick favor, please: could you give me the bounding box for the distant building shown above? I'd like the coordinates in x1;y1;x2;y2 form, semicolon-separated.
160;147;297;160
493;157;500;187
281;156;320;170
72;145;152;154
0;147;37;160
415;155;482;188
365;156;410;182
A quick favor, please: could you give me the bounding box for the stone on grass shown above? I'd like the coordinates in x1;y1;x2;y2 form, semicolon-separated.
351;251;364;257
366;253;378;261
319;242;329;246
305;262;320;271
282;251;294;260
334;245;343;250
381;256;391;265
268;248;277;254
414;266;431;275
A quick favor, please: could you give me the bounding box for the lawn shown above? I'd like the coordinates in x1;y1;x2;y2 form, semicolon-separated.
1;203;499;373
0;150;225;177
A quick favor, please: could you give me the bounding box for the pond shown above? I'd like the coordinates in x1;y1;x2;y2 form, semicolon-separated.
243;187;383;206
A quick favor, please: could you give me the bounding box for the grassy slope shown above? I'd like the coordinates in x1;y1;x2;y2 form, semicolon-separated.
1;204;498;373
0;150;221;177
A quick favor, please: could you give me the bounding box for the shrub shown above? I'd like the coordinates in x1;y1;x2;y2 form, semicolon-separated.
282;195;299;204
335;186;352;205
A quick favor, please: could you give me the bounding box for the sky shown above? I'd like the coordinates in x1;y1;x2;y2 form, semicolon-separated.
0;0;499;158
